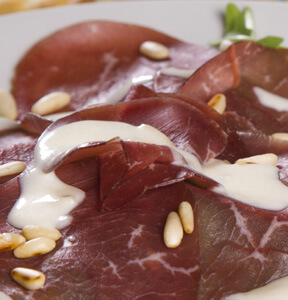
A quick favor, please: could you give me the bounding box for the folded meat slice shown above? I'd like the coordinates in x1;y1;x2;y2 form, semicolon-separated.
0;129;206;298
38;96;227;164
2;153;288;299
179;41;288;161
179;41;288;132
11;20;218;120
49;138;216;211
180;41;288;102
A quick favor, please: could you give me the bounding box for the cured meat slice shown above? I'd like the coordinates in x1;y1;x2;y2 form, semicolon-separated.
180;41;288;102
179;41;288;160
124;86;249;163
42;97;227;163
11;21;218;119
0;136;36;183
3;159;288;299
191;185;288;299
179;41;288;132
125;86;225;128
48;138;217;210
3;18;288;300
0;128;208;298
0;180;200;300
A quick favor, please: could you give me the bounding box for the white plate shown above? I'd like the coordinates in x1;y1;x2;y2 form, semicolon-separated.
0;0;287;90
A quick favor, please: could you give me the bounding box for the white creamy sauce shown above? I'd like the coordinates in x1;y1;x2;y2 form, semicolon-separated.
226;276;288;300
202;159;288;211
9;118;288;231
43;111;73;121
105;68;195;105
254;87;288;111
159;67;195;78
8;168;85;229
0;292;13;300
8;120;200;230
0;116;18;131
35;120;191;170
105;74;154;105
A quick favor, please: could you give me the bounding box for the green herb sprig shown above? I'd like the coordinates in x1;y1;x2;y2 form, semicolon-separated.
212;3;284;49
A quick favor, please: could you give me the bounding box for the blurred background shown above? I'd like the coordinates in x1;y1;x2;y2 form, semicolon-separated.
0;0;95;14
1;0;286;15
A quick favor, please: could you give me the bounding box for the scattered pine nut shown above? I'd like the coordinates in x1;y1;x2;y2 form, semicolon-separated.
31;91;71;116
219;39;233;52
14;237;56;258
271;132;288;142
235;153;278;166
22;225;61;241
0;90;18;120
178;201;194;234
11;267;45;291
139;41;169;60
208;93;226;114
163;212;183;248
0;161;26;178
0;233;26;252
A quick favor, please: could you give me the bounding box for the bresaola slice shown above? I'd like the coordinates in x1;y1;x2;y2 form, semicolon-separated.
0;121;208;298
11;20;218;120
45;137;217;211
37;97;228;164
191;185;288;299
3;159;288;299
3;19;288;300
180;41;288;103
0;180;200;299
179;41;288;161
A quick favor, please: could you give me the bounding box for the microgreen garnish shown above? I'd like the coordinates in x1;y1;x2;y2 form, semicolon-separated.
212;3;284;50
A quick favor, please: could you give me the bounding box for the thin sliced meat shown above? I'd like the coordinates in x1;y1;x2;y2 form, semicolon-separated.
4;20;288;300
40;96;227;163
179;41;288;133
125;85;225;129
0;132;205;298
179;41;288;160
0;138;36;183
180;41;288;102
278;154;288;186
3;157;288;299
0;180;200;300
50;138;217;210
20;113;53;135
125;86;249;163
191;185;288;299
12;21;218;120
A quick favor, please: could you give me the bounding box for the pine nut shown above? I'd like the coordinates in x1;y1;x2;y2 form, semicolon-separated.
0;90;18;120
219;39;233;52
208;93;226;114
11;267;45;290
235;153;278;166
0;233;26;252
139;41;169;60
163;212;183;248
31;91;71;116
22;225;61;241
14;237;56;258
272;132;288;142
178;201;194;234
0;161;26;178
